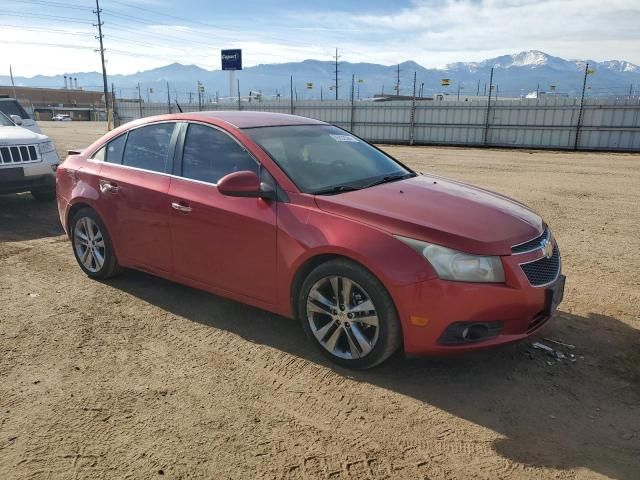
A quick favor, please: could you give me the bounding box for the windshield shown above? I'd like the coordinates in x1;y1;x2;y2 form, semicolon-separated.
244;125;413;194
0;111;15;127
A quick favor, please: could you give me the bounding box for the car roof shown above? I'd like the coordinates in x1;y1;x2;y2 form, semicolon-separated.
188;111;327;129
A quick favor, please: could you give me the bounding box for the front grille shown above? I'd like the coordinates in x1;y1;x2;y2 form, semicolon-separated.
520;244;561;286
0;144;39;164
512;228;549;254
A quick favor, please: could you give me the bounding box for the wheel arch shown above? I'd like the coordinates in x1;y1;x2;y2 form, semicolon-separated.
289;252;400;325
66;201;95;237
66;201;120;261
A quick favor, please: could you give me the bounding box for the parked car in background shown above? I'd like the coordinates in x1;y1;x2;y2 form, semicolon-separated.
56;112;564;369
52;114;72;121
0;96;42;134
0;111;59;201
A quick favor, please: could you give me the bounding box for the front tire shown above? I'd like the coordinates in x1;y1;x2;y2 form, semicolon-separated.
70;208;121;279
298;259;402;369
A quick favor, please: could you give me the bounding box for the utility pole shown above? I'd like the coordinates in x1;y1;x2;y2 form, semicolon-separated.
237;79;241;110
483;67;494;145
290;76;294;114
350;74;355;132
320;86;323;102
9;65;17;99
476;79;480;96
395;64;400;96
197;81;202;111
536;83;540;98
137;82;142;118
574;63;590;150
188;92;193;104
93;0;111;130
630;84;634;97
409;71;417;145
166;81;171;113
111;82;117;127
333;48;340;100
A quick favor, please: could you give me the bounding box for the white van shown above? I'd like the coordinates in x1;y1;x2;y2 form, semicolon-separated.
0;96;42;134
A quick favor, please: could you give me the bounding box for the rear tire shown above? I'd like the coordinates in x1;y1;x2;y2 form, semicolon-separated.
298;259;402;369
31;189;56;202
70;208;121;279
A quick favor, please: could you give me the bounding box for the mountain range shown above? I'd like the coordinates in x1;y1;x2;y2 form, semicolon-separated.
2;50;639;102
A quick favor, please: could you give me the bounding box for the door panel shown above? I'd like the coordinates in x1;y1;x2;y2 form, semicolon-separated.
97;164;172;272
95;122;178;273
169;177;277;303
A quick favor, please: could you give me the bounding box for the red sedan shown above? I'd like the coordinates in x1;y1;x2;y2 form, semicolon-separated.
56;112;564;369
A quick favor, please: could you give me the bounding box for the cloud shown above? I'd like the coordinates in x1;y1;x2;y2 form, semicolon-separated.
3;0;638;76
348;0;640;61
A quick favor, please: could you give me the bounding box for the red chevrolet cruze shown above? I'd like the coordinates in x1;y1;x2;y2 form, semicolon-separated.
56;112;564;368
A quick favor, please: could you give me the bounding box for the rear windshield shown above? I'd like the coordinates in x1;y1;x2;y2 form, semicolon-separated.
0;100;30;119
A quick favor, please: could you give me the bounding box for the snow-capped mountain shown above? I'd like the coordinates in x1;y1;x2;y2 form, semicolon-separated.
1;51;638;100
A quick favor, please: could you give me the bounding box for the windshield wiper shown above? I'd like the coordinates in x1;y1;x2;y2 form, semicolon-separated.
313;184;362;195
361;172;415;189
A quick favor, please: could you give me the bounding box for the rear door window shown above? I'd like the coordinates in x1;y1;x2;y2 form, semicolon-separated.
106;134;127;164
122;123;175;173
182;123;259;184
91;147;105;161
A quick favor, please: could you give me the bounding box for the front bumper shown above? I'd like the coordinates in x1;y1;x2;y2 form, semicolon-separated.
392;248;564;356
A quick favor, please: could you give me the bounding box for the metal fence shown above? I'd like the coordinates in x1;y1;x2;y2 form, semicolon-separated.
114;97;640;152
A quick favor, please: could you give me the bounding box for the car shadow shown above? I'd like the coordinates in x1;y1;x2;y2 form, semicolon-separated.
0;193;64;242
107;269;640;480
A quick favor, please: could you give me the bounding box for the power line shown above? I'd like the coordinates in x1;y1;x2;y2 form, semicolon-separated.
8;0;92;10
0;11;93;24
0;23;93;36
93;0;111;129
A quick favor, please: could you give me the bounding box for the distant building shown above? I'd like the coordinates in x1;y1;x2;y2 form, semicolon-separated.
0;86;111;121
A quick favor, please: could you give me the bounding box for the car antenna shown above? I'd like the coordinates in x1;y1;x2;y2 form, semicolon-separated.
175;100;183;113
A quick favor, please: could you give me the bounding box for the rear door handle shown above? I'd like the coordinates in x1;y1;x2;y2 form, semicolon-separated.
100;181;120;194
171;201;192;213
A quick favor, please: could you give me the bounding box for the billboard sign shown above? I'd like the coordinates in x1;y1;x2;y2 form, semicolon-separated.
221;49;242;70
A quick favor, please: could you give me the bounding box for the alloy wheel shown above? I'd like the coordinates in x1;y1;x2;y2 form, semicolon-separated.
73;217;106;273
306;275;379;359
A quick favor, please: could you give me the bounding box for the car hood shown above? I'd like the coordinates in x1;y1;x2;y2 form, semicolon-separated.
314;174;543;256
0;126;48;145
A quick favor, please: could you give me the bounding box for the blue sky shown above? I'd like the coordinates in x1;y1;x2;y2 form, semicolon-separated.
2;0;639;76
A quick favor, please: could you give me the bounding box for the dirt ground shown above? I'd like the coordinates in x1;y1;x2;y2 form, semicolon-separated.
1;121;639;480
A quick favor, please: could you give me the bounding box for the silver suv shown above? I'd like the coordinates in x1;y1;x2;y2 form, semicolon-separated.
0;111;59;201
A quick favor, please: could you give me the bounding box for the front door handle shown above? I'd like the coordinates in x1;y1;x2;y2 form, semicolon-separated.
99;181;120;194
171;201;192;213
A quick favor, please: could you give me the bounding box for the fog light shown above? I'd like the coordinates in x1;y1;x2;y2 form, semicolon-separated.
438;321;503;345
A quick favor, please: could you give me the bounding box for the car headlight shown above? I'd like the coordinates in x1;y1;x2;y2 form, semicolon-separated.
395;235;505;283
38;140;56;156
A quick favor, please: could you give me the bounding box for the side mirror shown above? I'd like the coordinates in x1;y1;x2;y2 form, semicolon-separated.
10;115;23;125
218;170;261;198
